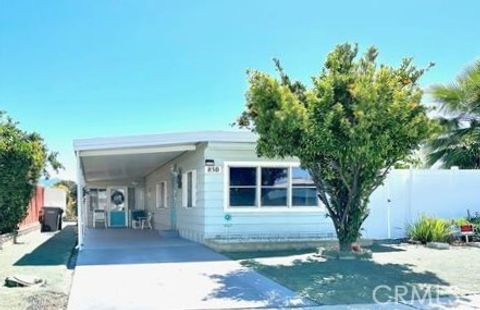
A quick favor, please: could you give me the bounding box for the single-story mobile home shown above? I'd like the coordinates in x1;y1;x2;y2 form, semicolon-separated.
74;130;480;250
74;131;336;250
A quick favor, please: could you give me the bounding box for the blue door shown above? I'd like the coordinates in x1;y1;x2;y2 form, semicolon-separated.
107;187;128;227
109;211;126;227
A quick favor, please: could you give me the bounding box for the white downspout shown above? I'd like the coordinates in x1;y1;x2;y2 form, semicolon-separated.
76;151;84;250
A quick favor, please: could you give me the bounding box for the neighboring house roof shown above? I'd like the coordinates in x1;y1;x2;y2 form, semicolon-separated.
73;130;257;151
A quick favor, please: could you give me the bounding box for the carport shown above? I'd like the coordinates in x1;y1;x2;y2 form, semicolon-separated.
74;133;197;249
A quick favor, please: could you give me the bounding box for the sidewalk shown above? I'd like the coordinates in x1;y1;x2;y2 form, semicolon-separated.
315;294;480;309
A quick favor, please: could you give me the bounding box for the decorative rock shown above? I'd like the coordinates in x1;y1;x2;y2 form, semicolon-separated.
426;242;450;250
4;275;45;287
351;243;362;252
407;239;422;245
467;242;480;248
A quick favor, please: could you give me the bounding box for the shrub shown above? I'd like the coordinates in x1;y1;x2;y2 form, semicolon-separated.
0;112;62;233
407;216;450;244
449;218;470;226
468;213;480;226
467;213;480;241
54;180;77;220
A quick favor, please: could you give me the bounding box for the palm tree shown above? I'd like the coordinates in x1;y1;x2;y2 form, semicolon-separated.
427;60;480;168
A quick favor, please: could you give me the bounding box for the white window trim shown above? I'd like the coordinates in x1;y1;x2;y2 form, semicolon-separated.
224;161;325;213
156;181;168;208
182;169;197;208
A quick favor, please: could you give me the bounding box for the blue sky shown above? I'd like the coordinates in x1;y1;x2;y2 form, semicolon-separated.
1;0;479;181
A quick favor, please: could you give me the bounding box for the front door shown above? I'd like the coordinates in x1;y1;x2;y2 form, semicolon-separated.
107;187;128;227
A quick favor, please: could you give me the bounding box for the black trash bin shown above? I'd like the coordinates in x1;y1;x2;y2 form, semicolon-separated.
40;207;64;232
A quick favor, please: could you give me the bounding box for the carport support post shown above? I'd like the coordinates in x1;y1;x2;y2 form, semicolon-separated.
76;151;84;250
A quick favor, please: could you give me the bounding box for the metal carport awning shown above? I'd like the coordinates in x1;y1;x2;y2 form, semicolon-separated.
78;144;196;183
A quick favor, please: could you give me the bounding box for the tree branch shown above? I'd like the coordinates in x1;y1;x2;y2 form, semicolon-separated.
340;165;360;226
308;163;340;221
329;160;352;193
366;161;396;198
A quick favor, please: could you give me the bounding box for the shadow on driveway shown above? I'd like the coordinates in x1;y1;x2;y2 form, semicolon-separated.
204;268;315;308
14;225;77;267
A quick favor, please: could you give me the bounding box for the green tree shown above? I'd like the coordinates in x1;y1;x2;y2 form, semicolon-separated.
54;180;78;220
0;112;62;233
427;61;480;168
237;43;435;251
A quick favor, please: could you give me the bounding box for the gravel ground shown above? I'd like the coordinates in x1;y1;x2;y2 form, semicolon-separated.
226;243;480;305
0;224;77;310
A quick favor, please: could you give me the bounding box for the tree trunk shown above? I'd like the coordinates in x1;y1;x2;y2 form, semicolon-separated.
335;220;361;252
338;240;352;252
312;173;366;253
338;231;356;252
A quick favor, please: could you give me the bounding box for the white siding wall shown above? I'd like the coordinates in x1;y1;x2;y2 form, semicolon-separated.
144;144;206;242
145;165;172;231
204;142;336;240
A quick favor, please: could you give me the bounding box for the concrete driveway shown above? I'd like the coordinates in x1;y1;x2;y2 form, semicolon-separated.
67;229;314;310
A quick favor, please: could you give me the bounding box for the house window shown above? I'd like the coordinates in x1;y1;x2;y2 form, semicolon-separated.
291;167;318;207
156;181;167;208
261;167;288;207
229;167;257;207
227;164;319;209
182;170;196;207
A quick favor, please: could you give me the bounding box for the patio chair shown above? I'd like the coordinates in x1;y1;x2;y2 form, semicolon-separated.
131;210;147;229
93;209;107;228
141;212;153;230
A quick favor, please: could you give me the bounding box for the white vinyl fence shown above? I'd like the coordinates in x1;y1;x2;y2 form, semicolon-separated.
362;168;480;240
